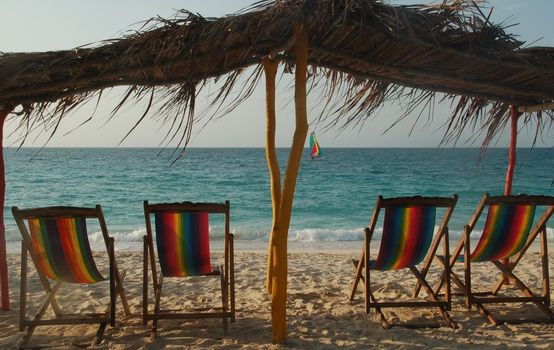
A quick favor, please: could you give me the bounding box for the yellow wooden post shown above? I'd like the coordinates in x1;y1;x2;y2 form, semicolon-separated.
262;57;281;294
271;23;308;344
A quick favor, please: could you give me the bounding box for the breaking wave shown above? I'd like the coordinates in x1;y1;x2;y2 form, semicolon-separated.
5;225;553;244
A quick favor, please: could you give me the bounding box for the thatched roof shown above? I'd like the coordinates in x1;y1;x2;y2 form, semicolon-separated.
1;0;553;148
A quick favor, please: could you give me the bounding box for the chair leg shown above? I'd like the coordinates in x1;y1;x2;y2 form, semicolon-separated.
229;234;236;322
436;254;499;325
435;255;472;298
409;266;455;329
143;236;149;326
109;238;116;328
19;243;27;332
349;250;365;302
364;234;371;314
444;228;451;311
20;327;34;348
433;238;464;296
470;258;554;325
433;256;451;292
414;225;447;298
92;322;108;346
474;301;499;325
20;282;63;347
220;268;228;335
540;226;550;306
351;258;365;276
421;229;452;306
368;289;389;329
115;269;130;317
39;276;63;317
111;261;130;317
152;275;163;340
492;260;554;321
464;227;472;309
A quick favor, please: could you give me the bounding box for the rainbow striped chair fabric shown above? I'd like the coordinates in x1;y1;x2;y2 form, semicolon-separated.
373;206;436;270
350;195;458;329
470;203;535;262
27;216;105;283
154;212;213;277
442;194;554;325
143;201;235;339
12;205;130;347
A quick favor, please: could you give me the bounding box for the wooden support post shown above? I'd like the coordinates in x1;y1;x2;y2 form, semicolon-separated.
270;23;309;344
0;104;13;311
263;57;281;294
504;105;520;195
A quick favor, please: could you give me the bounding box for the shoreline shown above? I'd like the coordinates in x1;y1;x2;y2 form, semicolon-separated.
6;239;554;254
2;249;554;348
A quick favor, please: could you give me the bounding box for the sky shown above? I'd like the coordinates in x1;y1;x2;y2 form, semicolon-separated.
1;0;553;148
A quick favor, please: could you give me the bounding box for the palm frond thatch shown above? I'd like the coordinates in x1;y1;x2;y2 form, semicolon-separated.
1;0;554;148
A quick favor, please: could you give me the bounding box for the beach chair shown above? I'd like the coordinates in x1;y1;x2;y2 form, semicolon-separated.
432;194;554;325
12;205;130;348
142;201;235;339
349;195;457;329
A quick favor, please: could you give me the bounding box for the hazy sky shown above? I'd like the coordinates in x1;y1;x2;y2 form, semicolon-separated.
1;0;553;148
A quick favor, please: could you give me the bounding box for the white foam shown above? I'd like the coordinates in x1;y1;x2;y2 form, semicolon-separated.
5;225;554;244
289;227;368;242
89;227;147;242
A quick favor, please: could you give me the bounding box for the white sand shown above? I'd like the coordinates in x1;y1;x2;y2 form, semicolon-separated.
1;245;554;349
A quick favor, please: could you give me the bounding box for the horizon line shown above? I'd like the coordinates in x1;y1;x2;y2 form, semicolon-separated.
5;146;553;149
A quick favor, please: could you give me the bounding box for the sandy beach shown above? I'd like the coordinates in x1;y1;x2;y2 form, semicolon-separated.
1;245;554;349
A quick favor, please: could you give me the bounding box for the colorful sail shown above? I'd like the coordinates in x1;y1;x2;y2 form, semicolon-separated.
309;132;321;159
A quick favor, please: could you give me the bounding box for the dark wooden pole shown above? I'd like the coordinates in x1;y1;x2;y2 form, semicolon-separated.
0;104;13;310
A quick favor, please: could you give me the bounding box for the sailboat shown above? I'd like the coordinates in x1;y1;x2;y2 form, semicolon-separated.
309;131;322;159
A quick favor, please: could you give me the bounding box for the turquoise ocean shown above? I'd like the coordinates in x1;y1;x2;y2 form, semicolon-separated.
4;147;554;251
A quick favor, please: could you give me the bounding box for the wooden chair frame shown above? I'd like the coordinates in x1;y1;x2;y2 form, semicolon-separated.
12;205;130;348
142;201;235;339
350;195;457;329
430;194;554;325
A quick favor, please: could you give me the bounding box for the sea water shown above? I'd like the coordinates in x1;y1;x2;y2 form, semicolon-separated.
4;147;554;251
